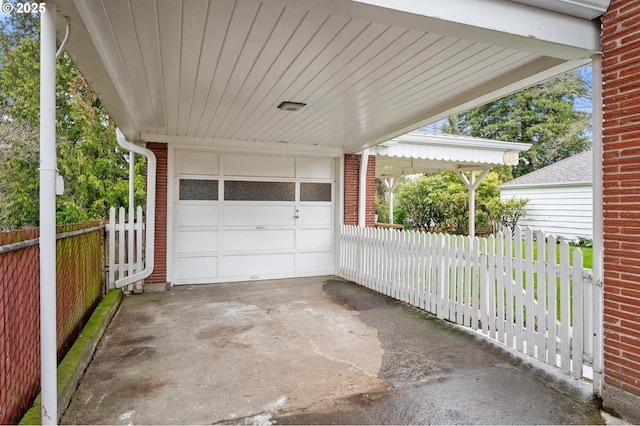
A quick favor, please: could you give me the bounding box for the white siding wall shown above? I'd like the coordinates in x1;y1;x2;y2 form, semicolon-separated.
500;183;593;240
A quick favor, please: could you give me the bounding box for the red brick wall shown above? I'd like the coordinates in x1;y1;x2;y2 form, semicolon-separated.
602;0;640;415
344;154;376;226
147;143;168;285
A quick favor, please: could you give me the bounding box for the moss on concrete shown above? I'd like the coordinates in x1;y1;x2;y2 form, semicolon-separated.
19;289;123;425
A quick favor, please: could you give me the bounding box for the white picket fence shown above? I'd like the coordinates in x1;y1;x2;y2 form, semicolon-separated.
339;224;601;380
106;206;144;292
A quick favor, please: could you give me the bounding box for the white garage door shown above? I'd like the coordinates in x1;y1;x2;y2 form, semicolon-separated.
172;150;335;284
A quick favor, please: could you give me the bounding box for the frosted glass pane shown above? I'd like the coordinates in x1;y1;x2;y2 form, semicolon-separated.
224;181;295;201
179;179;218;200
300;182;331;202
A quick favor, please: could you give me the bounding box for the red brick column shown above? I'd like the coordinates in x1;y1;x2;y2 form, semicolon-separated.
344;154;376;226
146;143;168;288
602;1;640;421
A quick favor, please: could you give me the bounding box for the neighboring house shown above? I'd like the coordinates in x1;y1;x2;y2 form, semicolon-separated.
500;151;593;240
30;0;640;422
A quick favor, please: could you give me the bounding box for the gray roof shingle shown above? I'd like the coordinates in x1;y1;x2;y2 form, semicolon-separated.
501;150;592;187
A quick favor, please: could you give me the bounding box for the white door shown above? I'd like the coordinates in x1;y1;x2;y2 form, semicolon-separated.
172;150;335;284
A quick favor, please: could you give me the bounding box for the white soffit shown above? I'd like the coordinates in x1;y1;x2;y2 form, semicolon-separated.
375;131;531;177
56;0;601;153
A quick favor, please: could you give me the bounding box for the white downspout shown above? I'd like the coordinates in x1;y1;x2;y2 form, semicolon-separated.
458;169;490;237
129;151;135;210
591;54;604;395
115;129;156;288
358;149;370;227
39;5;57;424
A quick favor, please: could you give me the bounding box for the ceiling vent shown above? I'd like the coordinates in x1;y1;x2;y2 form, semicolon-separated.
277;101;306;112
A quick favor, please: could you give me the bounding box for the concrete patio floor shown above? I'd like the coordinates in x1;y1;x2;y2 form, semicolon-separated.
61;276;604;425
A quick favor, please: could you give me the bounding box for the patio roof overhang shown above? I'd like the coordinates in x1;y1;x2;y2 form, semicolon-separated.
52;0;603;154
374;131;531;234
375;131;532;178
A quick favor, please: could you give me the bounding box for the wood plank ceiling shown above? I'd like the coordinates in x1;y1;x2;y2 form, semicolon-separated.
57;0;601;153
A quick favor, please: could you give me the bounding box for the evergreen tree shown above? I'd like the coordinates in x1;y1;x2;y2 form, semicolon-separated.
0;7;145;229
445;70;591;177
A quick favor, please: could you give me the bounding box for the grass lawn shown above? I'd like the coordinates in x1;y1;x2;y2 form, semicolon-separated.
531;241;593;270
574;245;593;269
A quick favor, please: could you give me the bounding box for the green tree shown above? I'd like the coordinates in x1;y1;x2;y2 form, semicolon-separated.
396;174;449;231
0;6;145;229
448;70;591;177
0;114;40;228
395;171;527;235
487;197;529;235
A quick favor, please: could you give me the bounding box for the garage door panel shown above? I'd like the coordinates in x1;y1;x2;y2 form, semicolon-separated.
176;230;218;253
298;205;332;226
296;157;333;179
223;229;294;251
177;204;219;227
224;154;295;177
296;251;333;273
175;255;218;280
223;253;295;278
298;229;333;249
173;152;335;284
175;150;219;175
223;205;294;226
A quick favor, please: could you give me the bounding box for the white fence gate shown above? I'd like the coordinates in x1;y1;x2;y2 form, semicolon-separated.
106;206;144;292
339;224;602;381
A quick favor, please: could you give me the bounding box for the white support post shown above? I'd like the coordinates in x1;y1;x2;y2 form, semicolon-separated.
39;4;58;424
358;148;370;227
591;54;604;395
469;178;476;238
384;177;398;224
458;169;491;237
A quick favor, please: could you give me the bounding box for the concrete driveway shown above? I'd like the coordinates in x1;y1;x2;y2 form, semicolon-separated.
62;277;604;425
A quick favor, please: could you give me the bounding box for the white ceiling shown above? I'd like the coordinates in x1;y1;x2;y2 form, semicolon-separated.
55;0;603;154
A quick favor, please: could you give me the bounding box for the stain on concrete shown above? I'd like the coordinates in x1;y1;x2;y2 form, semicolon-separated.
272;278;604;425
61;277;603;425
120;335;155;345
61;277;386;425
120;345;156;360
197;324;253;349
125;312;153;324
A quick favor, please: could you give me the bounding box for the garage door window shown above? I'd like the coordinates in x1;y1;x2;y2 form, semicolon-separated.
300;182;332;202
224;181;295;201
179;179;218;200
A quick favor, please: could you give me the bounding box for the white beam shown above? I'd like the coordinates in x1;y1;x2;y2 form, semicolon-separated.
509;0;609;20
352;0;601;57
39;3;58;423
140;133;344;157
